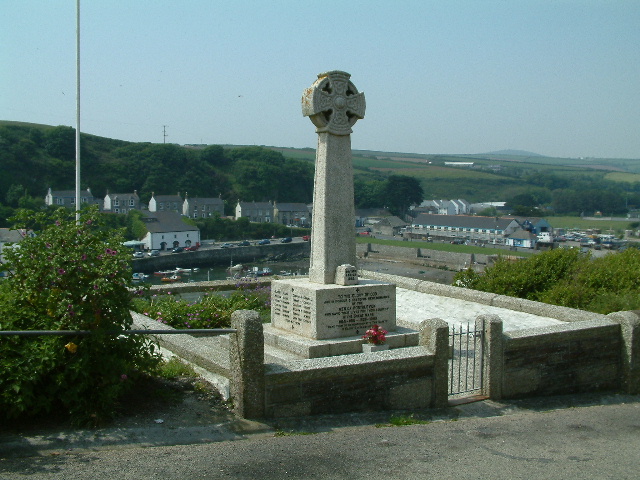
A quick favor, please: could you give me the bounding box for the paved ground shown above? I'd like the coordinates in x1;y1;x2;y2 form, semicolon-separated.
1;392;639;479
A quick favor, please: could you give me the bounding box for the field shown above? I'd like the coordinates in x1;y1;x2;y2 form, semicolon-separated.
546;216;634;232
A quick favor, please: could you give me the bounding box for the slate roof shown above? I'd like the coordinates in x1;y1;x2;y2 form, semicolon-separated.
376;216;408;227
143;211;199;233
413;214;517;230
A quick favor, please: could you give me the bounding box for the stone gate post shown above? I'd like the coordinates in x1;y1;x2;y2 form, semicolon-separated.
229;310;265;418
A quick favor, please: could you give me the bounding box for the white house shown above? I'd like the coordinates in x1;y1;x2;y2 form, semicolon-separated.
140;211;200;251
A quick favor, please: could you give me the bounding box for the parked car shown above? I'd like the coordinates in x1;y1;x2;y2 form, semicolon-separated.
185;244;199;251
220;243;234;248
148;249;160;257
450;239;465;245
132;251;144;258
280;237;292;243
171;246;184;254
237;240;250;246
302;235;310;241
258;239;271;245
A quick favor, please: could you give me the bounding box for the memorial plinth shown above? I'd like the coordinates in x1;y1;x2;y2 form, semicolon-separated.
271;278;396;340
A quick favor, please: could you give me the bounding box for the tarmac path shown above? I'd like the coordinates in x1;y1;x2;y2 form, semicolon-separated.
2;394;639;480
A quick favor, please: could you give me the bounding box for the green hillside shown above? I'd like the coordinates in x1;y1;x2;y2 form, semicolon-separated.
2;120;640;221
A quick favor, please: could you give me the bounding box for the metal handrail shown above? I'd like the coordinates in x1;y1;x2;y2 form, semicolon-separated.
0;329;237;337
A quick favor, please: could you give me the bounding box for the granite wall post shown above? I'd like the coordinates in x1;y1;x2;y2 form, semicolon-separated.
229;310;265;418
480;315;504;400
607;310;640;394
418;318;449;408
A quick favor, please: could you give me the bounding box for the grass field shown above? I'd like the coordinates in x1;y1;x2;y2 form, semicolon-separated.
605;171;640;183
546;216;634;231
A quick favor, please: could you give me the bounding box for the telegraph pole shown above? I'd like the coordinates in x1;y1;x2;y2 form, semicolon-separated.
163;125;168;144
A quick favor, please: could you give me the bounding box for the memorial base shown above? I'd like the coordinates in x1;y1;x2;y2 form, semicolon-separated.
271;278;396;340
263;323;418;360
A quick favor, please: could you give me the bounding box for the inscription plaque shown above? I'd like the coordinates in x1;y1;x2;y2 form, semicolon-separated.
271;278;396;340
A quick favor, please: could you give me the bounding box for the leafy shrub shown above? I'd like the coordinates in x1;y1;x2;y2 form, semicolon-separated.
0;206;161;426
453;247;640;314
132;282;271;329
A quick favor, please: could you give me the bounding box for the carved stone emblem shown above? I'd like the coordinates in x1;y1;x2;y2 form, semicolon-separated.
302;70;366;136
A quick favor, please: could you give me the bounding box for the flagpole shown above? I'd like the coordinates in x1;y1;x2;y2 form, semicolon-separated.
75;0;81;221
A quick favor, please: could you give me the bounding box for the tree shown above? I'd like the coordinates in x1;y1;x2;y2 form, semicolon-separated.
383;175;424;217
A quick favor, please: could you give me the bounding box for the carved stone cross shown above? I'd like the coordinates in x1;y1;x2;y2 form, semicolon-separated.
302;71;366;284
302;71;366;136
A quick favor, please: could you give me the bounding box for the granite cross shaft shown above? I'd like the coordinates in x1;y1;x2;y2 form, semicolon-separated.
302;70;366;284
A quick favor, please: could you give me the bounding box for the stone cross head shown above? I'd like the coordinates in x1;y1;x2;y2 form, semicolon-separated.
302;70;366;136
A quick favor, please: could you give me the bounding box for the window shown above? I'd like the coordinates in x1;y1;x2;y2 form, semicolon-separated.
129;199;135;206
114;199;119;207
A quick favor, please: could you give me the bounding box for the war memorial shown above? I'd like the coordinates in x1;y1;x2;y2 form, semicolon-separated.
133;71;640;419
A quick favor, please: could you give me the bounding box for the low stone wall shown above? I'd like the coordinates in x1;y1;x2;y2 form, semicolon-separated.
498;319;622;398
264;347;437;417
357;243;491;270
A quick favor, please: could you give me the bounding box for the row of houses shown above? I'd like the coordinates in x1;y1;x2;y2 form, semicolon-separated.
412;199;508;216
366;213;553;248
45;189;312;226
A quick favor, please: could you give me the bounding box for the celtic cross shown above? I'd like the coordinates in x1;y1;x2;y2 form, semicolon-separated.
302;71;365;284
302;71;366;136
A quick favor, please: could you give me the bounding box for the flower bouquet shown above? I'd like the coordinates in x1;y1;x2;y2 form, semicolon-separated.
363;324;388;345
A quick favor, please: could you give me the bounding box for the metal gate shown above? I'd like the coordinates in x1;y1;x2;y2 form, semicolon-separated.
448;318;485;399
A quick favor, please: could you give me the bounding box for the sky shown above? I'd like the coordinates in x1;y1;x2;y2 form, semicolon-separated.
2;0;639;159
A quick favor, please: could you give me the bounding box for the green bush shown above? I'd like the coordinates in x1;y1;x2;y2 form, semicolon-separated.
132;282;271;329
453;247;640;314
0;206;161;426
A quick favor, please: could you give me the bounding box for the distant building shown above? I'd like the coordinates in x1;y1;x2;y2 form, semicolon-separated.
45;187;100;209
140;211;200;251
355;208;392;227
414;199;470;215
183;195;225;219
103;191;141;214
444;162;474;168
411;214;520;244
148;193;182;213
371;216;408;236
235;201;273;223
0;228;34;264
273;202;310;226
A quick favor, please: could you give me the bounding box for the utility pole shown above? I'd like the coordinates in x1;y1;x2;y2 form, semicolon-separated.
163;125;168;144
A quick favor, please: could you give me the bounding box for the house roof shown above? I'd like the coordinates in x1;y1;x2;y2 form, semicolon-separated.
275;203;309;212
0;228;29;243
413;214;517;230
186;197;224;205
376;216;408;228
153;194;182;203
106;192;139;199
237;201;273;209
507;228;538;240
143;212;199;233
